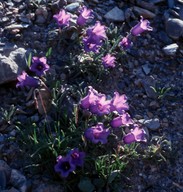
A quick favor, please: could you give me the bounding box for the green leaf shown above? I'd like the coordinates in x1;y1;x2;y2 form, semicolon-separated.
46;47;52;58
78;177;95;192
27;52;32;68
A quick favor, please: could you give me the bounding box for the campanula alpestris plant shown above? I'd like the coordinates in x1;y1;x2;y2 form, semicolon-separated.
119;36;132;50
123;124;147;144
110;112;134;128
130;16;153;36
84;123;110;144
77;6;93;26
110;92;129;114
16;71;40;88
30;57;50;77
68;148;85;167
102;54;116;68
54;155;76;178
53;9;71;28
83;21;107;52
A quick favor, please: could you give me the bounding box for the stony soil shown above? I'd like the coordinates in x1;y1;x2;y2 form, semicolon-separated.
0;0;183;192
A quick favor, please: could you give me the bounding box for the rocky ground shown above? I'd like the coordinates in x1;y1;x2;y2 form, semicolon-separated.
0;0;183;191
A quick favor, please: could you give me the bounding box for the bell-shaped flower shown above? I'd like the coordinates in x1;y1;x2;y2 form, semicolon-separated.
30;57;50;77
16;71;40;88
54;155;76;178
89;95;111;116
110;112;134;128
84;123;110;144
123;125;147;144
80;86;104;110
83;21;107;53
130;16;153;36
53;9;70;28
77;6;93;26
68;148;85;167
102;54;116;68
110;92;129;114
119;36;132;49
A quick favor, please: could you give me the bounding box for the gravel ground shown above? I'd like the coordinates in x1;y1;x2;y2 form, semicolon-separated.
0;0;183;191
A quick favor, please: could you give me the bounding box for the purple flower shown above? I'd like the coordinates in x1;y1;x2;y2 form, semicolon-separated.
102;54;116;68
53;9;70;28
80;86;104;110
84;123;110;144
30;57;50;77
110;113;134;128
110;92;129;114
83;21;107;52
68;148;85;167
54;155;76;178
119;36;132;49
123;125;147;144
89;95;111;116
16;71;40;88
77;6;93;26
130;16;153;36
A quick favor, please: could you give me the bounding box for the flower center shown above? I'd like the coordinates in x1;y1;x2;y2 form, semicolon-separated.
60;161;71;171
36;64;43;71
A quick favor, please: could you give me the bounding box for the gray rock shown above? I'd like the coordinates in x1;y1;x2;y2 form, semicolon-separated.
0;55;18;85
65;3;80;12
0;160;11;181
142;64;151;75
167;0;175;8
1;187;20;192
144;118;160;130
32;183;64;192
9;169;27;191
141;76;158;99
104;6;125;22
0;47;29;85
163;43;179;56
0;170;6;190
133;6;156;18
165;18;183;39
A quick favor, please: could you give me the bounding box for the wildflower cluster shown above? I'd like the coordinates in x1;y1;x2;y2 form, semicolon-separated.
15;4;153;191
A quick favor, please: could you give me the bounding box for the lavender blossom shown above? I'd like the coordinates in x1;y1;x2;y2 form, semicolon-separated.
119;36;132;49
16;71;40;88
77;6;93;26
130;16;153;36
89;95;111;116
110;112;134;128
123;125;147;144
68;148;85;167
83;21;107;52
84;123;110;144
30;57;49;77
53;9;70;28
110;92;129;114
102;54;116;68
54;155;76;178
80;86;104;110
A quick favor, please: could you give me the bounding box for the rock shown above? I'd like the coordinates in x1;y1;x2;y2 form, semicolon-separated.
65;3;80;12
35;7;48;24
104;6;125;22
9;169;27;191
162;43;179;56
144;118;160;130
165;18;183;39
136;0;157;12
142;64;151;75
32;183;64;192
141;76;158;99
0;47;30;85
0;160;11;181
1;187;20;192
133;6;156;18
5;24;29;30
0;55;18;85
167;0;175;8
0;170;6;190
